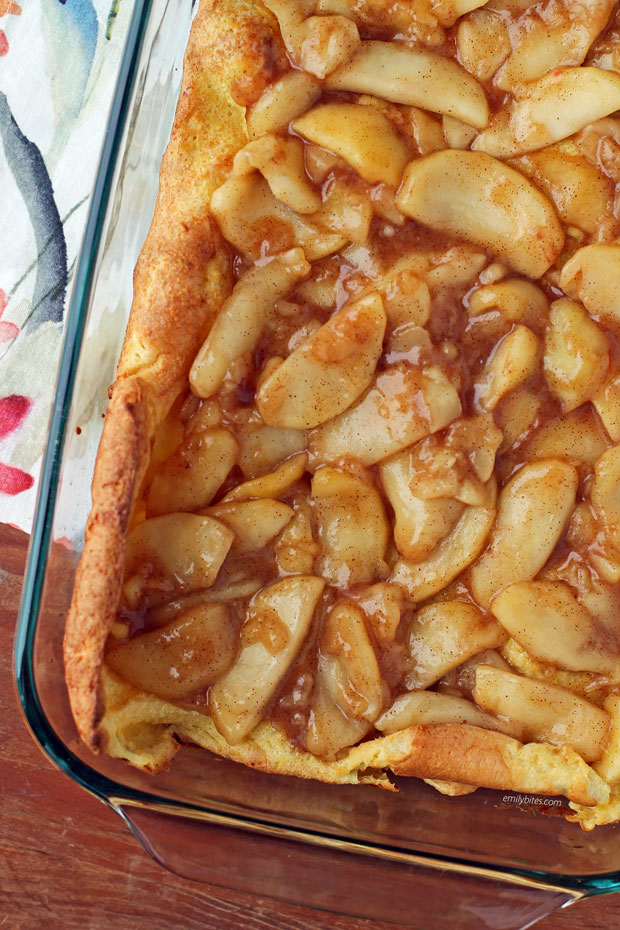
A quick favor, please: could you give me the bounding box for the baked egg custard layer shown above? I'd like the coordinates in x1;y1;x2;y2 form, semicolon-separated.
65;0;620;828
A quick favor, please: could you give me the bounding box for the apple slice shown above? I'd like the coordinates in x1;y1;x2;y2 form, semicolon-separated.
209;575;325;744
223;451;308;502
396;150;563;279
190;249;310;398
203;499;294;554
123;514;234;608
560;244;620;329
326;41;489;129
473;665;610;762
320;601;386;722
406;600;506;690
375;690;516;737
380;451;464;562
491;580;620;678
312;466;390;587
469;459;578;608
147;428;238;516
293;102;409;187
309;364;461;465
256;293;386;429
391;478;496;602
473;67;620;158
543;299;608;413
106;603;236;701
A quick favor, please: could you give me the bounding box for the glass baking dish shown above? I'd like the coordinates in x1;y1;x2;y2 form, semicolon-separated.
13;0;620;926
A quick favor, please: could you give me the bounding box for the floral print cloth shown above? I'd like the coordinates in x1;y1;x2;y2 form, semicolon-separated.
0;0;131;530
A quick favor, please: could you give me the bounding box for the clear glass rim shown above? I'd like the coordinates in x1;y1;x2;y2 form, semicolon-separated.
11;0;620;897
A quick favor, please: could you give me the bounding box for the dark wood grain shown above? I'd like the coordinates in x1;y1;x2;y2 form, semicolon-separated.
1;522;619;930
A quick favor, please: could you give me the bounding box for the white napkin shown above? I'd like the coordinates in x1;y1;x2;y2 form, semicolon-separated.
0;0;131;531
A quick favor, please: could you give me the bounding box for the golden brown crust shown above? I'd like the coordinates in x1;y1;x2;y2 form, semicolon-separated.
389;725;606;807
64;0;284;749
64;378;151;748
98;668;610;806
391;724;512;784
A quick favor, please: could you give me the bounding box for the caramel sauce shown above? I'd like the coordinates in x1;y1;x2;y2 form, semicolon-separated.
242;605;291;655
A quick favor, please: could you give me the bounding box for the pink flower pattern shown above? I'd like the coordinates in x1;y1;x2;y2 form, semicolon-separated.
0;394;34;495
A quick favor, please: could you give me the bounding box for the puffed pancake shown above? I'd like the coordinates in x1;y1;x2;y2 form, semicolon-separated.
65;0;620;828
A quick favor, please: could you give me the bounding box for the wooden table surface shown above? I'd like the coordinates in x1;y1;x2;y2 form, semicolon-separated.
2;522;620;930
